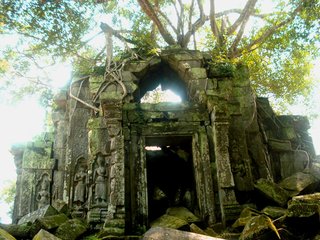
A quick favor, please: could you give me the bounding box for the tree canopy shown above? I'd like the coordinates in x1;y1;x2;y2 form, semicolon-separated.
0;0;319;106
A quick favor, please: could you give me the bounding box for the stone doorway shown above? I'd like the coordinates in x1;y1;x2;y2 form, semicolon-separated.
145;136;196;222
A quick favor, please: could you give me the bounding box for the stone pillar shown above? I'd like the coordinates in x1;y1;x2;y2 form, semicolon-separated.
10;145;25;223
66;79;91;205
52;91;68;202
101;103;125;235
211;109;241;226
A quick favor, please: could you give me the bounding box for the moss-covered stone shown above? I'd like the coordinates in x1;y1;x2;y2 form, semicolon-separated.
239;215;279;240
34;213;68;231
144;227;223;240
0;228;16;240
279;172;318;197
166;207;200;224
54;219;88;240
208;62;236;78
18;205;59;224
0;223;32;239
232;207;260;228
187;68;207;79
97;227;125;237
33;229;61;240
150;214;189;230
254;178;290;207
261;206;287;219
104;219;125;228
287;193;320;217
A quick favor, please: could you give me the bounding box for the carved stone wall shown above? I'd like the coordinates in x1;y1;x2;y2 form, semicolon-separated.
12;49;316;234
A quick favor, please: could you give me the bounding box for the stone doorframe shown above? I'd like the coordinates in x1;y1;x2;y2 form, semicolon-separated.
124;120;216;233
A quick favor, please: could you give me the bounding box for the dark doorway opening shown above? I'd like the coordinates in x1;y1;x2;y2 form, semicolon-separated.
145;136;197;222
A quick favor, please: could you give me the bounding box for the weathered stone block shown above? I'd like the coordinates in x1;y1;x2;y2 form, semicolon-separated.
166;207;200;223
279;172;318;197
187;68;207;79
150;214;189;230
281;127;297;140
100;91;124;101
206;78;218;90
190;223;208;236
18;205;58;225
33;229;61;240
121;71;138;82
34;213;68;231
123;81;138;93
287;193;320;217
232;207;260;228
255;178;290;207
261;206;287;219
0;228;16;240
53;94;67;110
104;219;125;228
208;63;236;78
143;227;224;240
124;61;150;77
97;227;125;237
178;60;202;71
268;139;292;152
52;200;69;214
54;219;88;240
279;151;309;178
239;215;279;240
164;50;203;62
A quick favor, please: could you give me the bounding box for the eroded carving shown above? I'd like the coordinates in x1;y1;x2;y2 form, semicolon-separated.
93;153;109;206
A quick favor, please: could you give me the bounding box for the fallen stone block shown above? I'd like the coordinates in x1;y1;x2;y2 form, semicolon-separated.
18;205;58;224
239;215;280;240
0;228;16;240
33;229;61;240
143;227;226;240
166;207;200;223
261;206;287;219
30;213;69;237
54;219;88;240
254;178;290;207
0;223;32;239
279;172;318;197
150;214;189;230
287;192;320;218
232;207;260;229
190;223;208;236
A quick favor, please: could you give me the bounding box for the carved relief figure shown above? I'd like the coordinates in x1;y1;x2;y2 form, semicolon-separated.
73;165;87;206
37;178;50;209
93;153;108;204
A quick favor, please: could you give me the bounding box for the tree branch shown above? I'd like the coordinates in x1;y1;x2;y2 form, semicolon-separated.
177;0;185;38
216;8;275;19
188;0;195;30
229;16;250;55
137;0;176;45
100;22;139;45
157;8;179;35
226;0;257;35
231;2;305;58
209;0;220;38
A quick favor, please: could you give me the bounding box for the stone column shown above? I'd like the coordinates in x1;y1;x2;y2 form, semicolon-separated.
102;103;125;235
211;109;241;226
52;91;68;202
66;79;91;205
10;145;25;223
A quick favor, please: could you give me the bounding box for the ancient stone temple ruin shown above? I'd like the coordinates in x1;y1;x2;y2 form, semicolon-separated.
10;50;317;237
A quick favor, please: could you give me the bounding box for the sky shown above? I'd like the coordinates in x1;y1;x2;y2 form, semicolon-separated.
0;63;71;223
0;0;319;224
